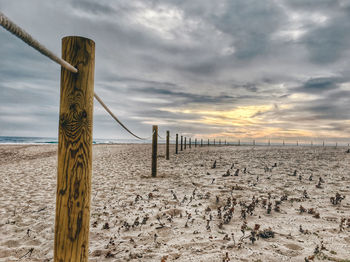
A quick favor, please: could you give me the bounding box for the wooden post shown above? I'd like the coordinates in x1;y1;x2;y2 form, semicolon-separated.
253;140;255;146
208;139;209;146
238;139;240;146
225;140;226;146
176;134;178;154
166;130;170;160
297;141;298;146
55;36;95;262
152;125;158;177
268;139;270;146
181;136;183;151
201;139;203;147
283;140;285;146
323;141;325;147
189;138;192;149
214;139;216;146
184;137;187;150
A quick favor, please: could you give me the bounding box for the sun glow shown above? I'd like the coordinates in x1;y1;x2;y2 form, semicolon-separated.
163;104;278;126
160;104;318;139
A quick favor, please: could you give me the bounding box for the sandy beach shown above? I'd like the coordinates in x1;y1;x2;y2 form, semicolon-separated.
0;144;349;261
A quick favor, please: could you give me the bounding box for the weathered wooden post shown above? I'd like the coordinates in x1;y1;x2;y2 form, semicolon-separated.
189;138;191;149
195;138;197;147
166;130;170;160
219;139;221;146
176;134;179;154
55;36;95;262
225;140;226;146
184;137;187;150
214;139;216;146
208;139;209;146
201;139;203;147
152;125;158;177
181;135;183;151
238;139;240;146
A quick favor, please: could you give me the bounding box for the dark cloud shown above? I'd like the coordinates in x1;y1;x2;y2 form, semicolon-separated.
302;17;350;64
1;0;350;141
71;1;115;15
296;77;343;93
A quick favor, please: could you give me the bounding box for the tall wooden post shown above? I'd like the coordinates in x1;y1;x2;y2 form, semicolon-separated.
55;36;95;262
201;139;203;147
225;140;226;146
214;139;216;146
181;136;183;151
195;138;197;147
189;138;191;149
176;134;178;154
152;125;158;177
166;130;170;160
208;139;209;146
184;137;187;150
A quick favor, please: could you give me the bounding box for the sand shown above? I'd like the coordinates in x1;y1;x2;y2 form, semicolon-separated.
0;144;349;261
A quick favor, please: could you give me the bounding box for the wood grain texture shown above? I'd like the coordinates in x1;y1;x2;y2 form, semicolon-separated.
175;134;178;154
54;36;95;262
152;125;158;177
166;131;169;160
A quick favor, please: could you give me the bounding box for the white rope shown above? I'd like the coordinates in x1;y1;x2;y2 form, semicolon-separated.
94;93;150;140
0;12;153;141
0;12;77;73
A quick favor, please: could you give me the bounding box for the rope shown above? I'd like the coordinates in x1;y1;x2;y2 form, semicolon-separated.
0;12;77;73
0;12;150;141
94;93;150;140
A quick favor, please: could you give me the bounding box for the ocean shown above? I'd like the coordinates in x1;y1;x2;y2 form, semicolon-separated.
0;136;346;147
0;136;154;145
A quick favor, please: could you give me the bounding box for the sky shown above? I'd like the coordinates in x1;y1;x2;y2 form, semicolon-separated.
1;0;350;143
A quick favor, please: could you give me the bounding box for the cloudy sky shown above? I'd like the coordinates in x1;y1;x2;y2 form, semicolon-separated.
1;0;350;143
